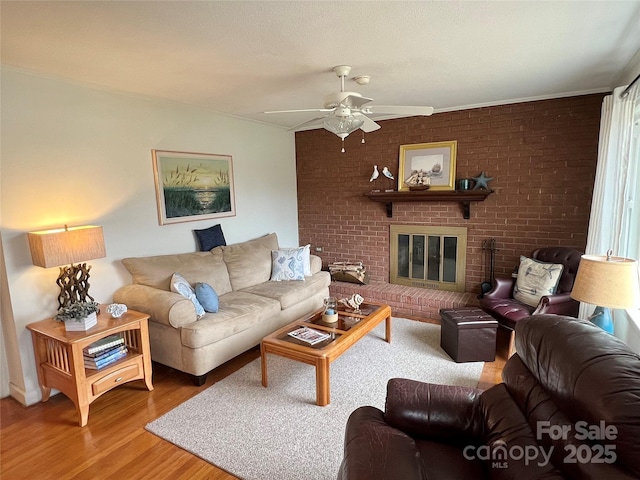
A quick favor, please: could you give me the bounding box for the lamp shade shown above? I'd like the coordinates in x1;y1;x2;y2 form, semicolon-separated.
570;254;640;309
28;225;106;268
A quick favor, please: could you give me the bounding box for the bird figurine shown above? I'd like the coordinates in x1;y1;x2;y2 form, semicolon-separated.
369;165;380;182
369;165;381;192
381;166;395;191
472;171;493;190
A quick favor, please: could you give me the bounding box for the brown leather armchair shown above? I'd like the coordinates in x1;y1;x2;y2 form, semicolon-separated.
337;315;640;480
479;247;583;331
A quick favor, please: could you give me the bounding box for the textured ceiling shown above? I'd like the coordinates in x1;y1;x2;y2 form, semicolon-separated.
2;1;640;130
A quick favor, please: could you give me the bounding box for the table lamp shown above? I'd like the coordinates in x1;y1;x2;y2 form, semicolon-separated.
28;225;106;309
570;251;640;334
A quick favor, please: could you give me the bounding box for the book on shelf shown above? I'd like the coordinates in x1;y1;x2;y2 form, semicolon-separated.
288;326;331;345
84;347;128;369
83;345;127;361
85;334;125;355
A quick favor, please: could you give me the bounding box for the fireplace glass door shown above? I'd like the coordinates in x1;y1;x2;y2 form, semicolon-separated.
391;226;467;292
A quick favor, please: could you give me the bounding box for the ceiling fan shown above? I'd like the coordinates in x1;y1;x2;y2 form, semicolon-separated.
265;65;434;152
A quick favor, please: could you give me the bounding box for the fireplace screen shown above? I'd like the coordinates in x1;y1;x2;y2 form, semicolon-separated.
390;225;467;292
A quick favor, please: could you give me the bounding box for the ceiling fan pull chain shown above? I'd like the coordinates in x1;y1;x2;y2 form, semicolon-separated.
362;131;365;144
341;137;345;153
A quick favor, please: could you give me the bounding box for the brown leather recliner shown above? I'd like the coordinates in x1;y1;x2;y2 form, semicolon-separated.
479;247;583;331
337;315;640;480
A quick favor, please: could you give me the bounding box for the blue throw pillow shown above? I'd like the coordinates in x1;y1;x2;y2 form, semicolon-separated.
194;224;226;251
195;282;219;313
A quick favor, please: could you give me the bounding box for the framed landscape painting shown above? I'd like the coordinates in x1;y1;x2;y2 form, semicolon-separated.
152;150;236;225
398;141;457;191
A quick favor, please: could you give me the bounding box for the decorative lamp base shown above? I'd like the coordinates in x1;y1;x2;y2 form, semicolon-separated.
57;263;95;309
590;306;614;335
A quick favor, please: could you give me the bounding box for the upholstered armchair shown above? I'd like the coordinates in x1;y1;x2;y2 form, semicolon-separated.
479;247;582;352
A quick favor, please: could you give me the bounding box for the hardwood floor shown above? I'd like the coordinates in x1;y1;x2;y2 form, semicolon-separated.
1;320;505;480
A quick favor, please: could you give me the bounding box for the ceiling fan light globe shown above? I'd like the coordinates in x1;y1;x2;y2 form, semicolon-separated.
323;115;364;138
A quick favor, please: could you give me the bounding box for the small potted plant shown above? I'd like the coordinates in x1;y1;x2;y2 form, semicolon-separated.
55;301;100;331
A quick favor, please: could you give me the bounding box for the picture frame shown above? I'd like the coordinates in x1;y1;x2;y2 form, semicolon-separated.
398;141;457;191
152;150;236;225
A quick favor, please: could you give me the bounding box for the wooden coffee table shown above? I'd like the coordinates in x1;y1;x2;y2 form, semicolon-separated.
260;302;391;406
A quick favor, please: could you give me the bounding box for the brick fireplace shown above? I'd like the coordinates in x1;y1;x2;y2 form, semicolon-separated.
296;94;603;319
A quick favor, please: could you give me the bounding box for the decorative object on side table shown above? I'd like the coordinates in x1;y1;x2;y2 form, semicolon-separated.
398;141;457;191
106;303;127;318
27;225;106;309
472;171;493;190
570;250;640;334
54;301;100;332
322;296;338;323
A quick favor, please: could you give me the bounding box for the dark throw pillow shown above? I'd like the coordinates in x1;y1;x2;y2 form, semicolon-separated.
194;224;226;251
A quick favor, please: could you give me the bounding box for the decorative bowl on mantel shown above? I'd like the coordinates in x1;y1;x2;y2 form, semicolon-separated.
408;185;430;191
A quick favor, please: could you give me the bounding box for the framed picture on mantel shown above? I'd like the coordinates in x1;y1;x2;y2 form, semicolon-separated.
398;141;457;191
152;150;236;225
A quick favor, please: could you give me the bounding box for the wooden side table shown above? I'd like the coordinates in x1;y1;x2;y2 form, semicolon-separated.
27;308;153;426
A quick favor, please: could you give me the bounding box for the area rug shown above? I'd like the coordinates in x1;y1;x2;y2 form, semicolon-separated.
146;317;484;479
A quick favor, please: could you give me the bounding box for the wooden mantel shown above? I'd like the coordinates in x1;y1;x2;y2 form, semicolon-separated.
364;190;493;219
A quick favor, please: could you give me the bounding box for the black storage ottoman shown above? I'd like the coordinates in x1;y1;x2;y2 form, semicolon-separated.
439;308;498;362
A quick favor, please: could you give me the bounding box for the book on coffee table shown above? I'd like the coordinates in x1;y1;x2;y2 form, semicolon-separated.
288;326;330;345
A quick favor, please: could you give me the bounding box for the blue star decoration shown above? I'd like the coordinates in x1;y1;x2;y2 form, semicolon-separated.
472;171;493;190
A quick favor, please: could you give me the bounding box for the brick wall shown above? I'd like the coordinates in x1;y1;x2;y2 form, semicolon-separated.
296;94;604;296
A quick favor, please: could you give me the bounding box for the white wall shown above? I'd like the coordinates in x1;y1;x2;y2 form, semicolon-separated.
0;67;299;404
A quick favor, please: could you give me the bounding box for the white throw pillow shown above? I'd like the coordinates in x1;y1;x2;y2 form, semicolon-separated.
513;256;564;308
300;244;311;275
270;247;307;281
170;273;205;318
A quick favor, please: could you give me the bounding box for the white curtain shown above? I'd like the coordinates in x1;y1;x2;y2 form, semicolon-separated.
584;85;639;258
581;84;640;346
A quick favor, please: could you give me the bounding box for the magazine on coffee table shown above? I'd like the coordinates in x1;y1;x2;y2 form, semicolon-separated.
288;326;331;345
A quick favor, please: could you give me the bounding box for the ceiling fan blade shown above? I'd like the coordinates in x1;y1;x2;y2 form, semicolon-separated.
353;112;381;133
288;116;326;131
264;108;334;114
364;105;434;116
342;94;373;109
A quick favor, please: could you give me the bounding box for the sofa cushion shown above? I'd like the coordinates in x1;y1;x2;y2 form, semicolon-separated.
480;383;564;478
513;256;563;307
241;271;331;309
122;249;233;295
180;291;281;348
219;232;279;291
270;247;306;281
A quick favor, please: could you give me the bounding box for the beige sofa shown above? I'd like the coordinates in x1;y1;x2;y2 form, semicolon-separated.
113;233;331;385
